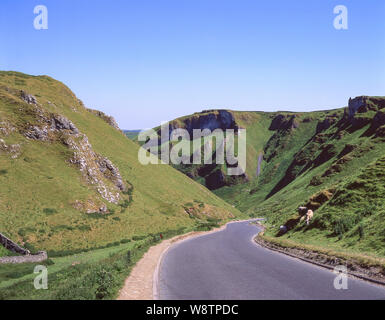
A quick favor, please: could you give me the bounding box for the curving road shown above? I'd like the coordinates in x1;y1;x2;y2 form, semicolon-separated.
158;220;385;300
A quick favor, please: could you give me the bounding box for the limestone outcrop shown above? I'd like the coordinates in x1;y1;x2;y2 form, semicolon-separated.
87;108;121;131
19;93;125;205
0;139;21;159
64;133;125;204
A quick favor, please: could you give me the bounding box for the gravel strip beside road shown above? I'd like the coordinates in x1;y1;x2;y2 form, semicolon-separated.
117;222;237;300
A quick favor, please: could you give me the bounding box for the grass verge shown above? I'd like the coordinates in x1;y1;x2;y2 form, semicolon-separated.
0;220;223;300
255;225;385;285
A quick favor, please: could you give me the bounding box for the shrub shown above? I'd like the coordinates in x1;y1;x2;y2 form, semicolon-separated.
332;213;362;239
358;224;365;239
309;175;323;186
44;258;55;266
94;268;114;299
132;235;145;241
43;208;57;214
358;203;378;217
23;242;38;254
78;225;92;231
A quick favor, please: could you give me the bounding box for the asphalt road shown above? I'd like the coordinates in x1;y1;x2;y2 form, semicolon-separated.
158;220;385;300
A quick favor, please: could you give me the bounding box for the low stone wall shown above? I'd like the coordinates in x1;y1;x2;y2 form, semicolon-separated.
0;251;48;264
0;232;30;255
0;232;48;264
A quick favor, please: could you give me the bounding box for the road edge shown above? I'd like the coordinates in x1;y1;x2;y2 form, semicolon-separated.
253;222;385;287
153;219;254;299
118;219;254;300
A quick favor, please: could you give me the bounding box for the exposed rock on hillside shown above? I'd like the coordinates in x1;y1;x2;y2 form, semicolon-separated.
97;156;125;191
375;125;385;138
348;96;368;117
18;93;126;205
51;114;79;133
269;114;299;131
63;133;125;204
344;96;385;131
73;199;107;214
0;139;21;159
313;144;337;168
163;110;246;190
338;144;356;158
24;111;79;141
306;189;335;211
205;169;226;190
20;90;37;105
0;121;15;136
364;111;385;136
168;110;238;136
316;115;339;133
87;108;121;131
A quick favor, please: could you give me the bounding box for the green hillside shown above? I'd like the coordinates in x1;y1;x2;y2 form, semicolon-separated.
123;130;140;140
0;71;243;255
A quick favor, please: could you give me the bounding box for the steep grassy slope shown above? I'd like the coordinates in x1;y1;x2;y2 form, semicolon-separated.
258;99;385;257
0;71;243;255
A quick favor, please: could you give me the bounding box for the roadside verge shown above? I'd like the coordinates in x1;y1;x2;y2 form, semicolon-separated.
254;222;385;286
117;221;239;300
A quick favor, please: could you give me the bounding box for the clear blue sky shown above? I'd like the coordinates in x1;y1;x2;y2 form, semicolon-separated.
1;0;384;129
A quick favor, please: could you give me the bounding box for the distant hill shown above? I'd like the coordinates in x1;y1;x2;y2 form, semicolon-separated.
0;71;243;254
123;130;141;140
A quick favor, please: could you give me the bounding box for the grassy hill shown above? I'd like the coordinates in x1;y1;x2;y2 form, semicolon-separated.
123;130;140;140
0;71;243;256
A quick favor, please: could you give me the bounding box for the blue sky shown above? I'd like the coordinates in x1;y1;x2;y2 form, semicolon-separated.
1;0;385;129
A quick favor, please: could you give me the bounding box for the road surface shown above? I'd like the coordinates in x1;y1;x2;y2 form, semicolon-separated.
158;220;385;299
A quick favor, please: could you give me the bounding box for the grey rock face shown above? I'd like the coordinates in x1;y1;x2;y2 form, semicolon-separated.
20;90;37;105
87;108;121;131
24;125;50;141
165;110;238;138
51;114;79;134
24;112;79;141
22;105;125;205
316;116;339;134
373;111;385;129
269;114;298;131
0;139;21;158
185;110;238;135
97;156;125;191
348;96;368;118
65;133;125;204
0;121;16;136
